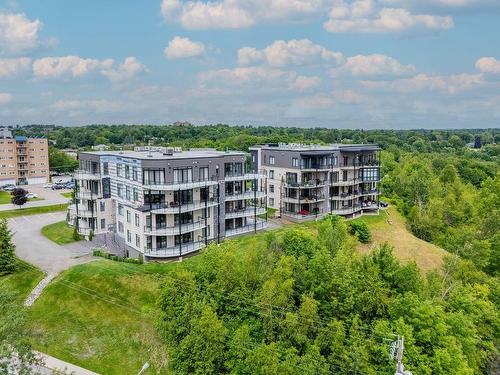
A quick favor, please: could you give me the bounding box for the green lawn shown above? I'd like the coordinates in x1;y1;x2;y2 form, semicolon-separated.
60;192;73;198
41;221;81;245
28;261;175;375
0;204;68;219
0;191;11;204
0;261;45;304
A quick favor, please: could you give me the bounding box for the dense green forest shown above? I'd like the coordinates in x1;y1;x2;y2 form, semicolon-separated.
15;124;499;373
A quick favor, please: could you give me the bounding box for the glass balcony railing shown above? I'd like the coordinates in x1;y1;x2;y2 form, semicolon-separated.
145;241;205;258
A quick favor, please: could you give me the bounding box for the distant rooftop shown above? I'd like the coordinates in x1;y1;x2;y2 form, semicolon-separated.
80;148;246;160
0;127;13;139
250;143;380;152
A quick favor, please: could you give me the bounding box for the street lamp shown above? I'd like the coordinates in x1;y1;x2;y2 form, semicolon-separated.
137;362;150;375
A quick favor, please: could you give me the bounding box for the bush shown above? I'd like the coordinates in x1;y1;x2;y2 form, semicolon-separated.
92;249;143;264
350;221;372;243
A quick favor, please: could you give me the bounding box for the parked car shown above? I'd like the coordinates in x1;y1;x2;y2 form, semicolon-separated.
51;184;65;190
26;192;38;199
2;184;16;192
64;182;75;189
43;183;53;189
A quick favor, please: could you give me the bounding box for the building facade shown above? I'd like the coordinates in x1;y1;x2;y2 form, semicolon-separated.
68;148;267;260
0;127;50;185
249;143;381;221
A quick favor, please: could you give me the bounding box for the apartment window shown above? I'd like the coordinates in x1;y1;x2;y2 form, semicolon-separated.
143;169;165;185
269;198;274;206
116;164;123;177
135;214;140;227
342;170;348;181
133;187;139;202
362;168;379;182
100;201;105;212
199;167;209;181
269;184;274;193
118;204;124;216
343;156;349;166
118;221;124;233
132;166;138;181
203;226;211;238
269;170;274;179
127;230;131;243
100;219;106;229
135;234;140;248
174;189;193;204
126;210;131;223
117;183;123;198
292;158;298;167
269;156;275;165
125;186;131;200
125;165;130;179
103;162;109;175
173;168;193;183
201;208;211;219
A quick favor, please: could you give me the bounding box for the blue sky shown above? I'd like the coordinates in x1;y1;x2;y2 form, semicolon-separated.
0;0;499;128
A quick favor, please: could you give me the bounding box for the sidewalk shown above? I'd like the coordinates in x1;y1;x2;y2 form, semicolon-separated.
33;351;101;375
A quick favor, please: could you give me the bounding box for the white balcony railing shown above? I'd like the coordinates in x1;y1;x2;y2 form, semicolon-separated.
144;179;218;191
225;207;266;219
150;200;219;214
74;170;101;180
225;191;266;201
224;172;266;182
225;220;267;237
145;241;205;258
68;204;95;218
144;220;206;236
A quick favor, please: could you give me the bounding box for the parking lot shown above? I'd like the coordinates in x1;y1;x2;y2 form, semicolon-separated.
0;183;72;211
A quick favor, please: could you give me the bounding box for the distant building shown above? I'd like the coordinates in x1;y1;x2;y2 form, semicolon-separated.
250;143;381;221
173;121;193;127
68;148;267;260
92;144;110;151
0;127;49;185
62;149;78;159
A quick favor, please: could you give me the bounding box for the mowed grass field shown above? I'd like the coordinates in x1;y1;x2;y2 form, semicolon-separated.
354;207;446;272
0;203;68;219
28;260;175;375
41;221;81;245
0;191;11;204
0;261;45;304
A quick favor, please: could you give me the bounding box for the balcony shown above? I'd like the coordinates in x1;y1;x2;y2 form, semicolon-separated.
225;206;266;219
283;209;325;221
225;220;266;237
144;179;218;191
283;194;325;203
149;199;219;214
144;220;206;236
76;190;102;200
284;180;327;189
330;179;360;186
224;172;265;182
75;170;101;180
225;190;266;201
145;241;205;258
68;204;95;218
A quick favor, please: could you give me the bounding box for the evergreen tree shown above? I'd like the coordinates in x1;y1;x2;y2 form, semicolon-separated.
0;218;16;275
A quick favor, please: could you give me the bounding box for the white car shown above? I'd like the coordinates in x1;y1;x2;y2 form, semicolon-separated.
26;193;38;199
43;183;53;189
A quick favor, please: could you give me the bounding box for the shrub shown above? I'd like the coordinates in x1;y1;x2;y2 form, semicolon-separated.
92;249;143;264
350;221;372;243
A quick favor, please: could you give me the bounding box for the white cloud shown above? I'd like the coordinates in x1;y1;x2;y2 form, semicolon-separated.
33;56;113;78
295;90;365;108
324;1;454;33
160;0;326;29
50;99;122;113
0;92;12;104
361;73;485;94
0;57;31;77
475;57;500;75
199;66;290;86
332;54;416;76
101;57;146;82
238;39;343;67
164;36;205;59
290;75;322;90
0;12;41;53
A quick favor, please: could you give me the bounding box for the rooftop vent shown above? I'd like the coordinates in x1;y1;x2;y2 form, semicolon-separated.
164;147;174;156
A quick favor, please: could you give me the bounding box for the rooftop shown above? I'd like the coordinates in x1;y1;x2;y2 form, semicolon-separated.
250;143;380;152
80;148;247;160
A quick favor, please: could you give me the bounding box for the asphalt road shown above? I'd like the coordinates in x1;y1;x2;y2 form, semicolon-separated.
8;211;95;274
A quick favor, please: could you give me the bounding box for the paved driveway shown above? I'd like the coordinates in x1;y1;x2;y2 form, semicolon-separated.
0;184;72;211
8;212;95;274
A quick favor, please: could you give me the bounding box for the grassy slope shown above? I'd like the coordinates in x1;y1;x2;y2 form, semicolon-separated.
41;221;80;245
0;191;11;204
0;204;68;219
28;261;175;375
0;262;45;304
60;192;73;198
355;208;446;272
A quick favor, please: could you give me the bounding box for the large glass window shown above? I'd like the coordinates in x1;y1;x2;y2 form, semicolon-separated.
173;189;193;204
361;168;379;181
173;168;192;183
199;167;209;181
143;169;165;185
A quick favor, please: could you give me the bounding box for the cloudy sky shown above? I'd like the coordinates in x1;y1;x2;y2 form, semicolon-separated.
0;0;499;128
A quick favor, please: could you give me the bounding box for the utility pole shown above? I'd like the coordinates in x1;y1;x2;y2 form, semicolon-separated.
390;336;412;375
